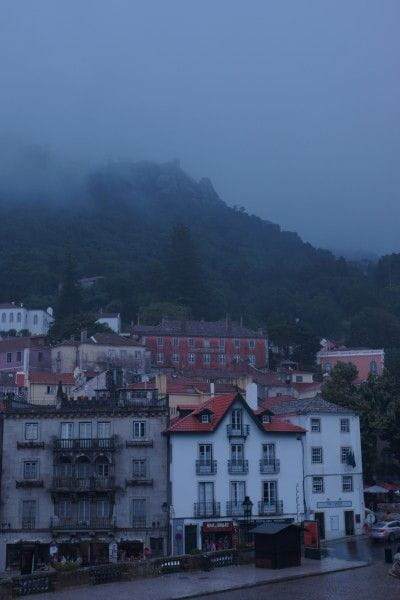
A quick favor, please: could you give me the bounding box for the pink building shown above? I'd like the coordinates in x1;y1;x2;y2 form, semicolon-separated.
317;346;384;381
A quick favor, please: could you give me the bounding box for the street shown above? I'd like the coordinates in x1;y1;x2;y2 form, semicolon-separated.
195;538;400;600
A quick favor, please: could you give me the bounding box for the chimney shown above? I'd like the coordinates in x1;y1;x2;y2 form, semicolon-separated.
210;381;215;397
245;382;258;411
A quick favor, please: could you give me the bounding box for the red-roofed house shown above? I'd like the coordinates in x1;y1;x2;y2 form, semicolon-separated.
166;391;306;554
317;343;384;382
26;372;76;406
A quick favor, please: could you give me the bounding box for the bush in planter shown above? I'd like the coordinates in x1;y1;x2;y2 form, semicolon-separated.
190;548;202;555
53;562;79;572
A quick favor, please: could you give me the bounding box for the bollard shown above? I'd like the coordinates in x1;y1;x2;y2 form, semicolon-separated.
385;546;393;564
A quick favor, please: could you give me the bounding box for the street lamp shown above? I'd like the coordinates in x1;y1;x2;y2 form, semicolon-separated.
242;496;253;545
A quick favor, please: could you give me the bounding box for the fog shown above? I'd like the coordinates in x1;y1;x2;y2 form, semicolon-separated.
0;1;399;255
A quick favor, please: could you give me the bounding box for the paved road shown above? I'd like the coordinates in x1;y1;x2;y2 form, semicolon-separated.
195;538;400;600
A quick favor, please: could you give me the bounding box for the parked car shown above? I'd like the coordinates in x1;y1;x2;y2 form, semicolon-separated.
370;521;400;542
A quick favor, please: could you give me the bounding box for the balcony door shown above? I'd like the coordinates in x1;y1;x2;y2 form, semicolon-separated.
262;444;275;464
78;499;91;524
97;421;111;443
231;409;242;432
198;482;214;514
230;481;245;514
60;422;73;439
262;481;277;512
199;444;212;469
231;444;244;464
79;422;92;439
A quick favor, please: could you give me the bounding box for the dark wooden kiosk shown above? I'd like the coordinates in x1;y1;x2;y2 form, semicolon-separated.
250;522;301;569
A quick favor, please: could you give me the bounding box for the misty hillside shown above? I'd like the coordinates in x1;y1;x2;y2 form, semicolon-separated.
1;157;400;345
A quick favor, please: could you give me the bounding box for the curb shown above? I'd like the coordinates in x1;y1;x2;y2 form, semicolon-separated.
169;560;371;600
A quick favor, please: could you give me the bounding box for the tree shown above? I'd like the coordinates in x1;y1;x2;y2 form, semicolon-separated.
56;254;82;319
348;307;400;348
138;302;191;325
48;312;111;343
267;317;320;367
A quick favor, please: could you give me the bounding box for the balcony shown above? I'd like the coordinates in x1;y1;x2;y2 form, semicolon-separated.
258;500;283;516
132;517;147;528
228;459;249;474
194;502;221;518
125;439;153;448
196;460;217;475
16;480;44;488
226;501;245;517
53;437;117;452
51;477;116;492
22;519;36;530
259;459;280;474
226;424;249;438
51;517;115;530
126;477;153;487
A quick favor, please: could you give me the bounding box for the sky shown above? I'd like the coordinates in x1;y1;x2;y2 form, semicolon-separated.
0;1;399;255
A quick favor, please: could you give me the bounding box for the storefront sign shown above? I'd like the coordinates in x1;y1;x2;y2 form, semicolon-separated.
316;501;352;508
202;521;234;533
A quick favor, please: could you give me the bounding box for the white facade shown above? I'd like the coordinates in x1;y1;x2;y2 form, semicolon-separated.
286;411;365;540
168;397;304;554
0;304;54;335
96;314;121;334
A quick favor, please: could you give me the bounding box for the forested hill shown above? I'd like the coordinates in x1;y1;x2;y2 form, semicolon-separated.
1;158;400;347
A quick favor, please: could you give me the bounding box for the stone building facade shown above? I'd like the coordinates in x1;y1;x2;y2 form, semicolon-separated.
0;391;168;573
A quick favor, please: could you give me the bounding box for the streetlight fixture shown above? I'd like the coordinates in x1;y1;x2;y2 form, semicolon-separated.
242;496;253;545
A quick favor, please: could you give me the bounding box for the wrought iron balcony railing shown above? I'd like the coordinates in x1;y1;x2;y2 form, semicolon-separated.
51;516;115;530
51;477;116;491
259;458;280;474
226;424;249;437
194;502;220;518
228;459;249;474
258;500;283;516
195;460;217;475
53;437;117;451
226;501;245;517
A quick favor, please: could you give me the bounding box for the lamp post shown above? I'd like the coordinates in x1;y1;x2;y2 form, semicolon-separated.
242;496;253;546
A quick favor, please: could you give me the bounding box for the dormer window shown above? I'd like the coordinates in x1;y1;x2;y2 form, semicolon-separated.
262;414;271;424
201;413;210;424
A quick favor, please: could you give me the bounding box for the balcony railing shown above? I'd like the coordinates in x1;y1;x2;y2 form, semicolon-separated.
226;501;245;517
194;502;220;518
228;459;249;474
51;516;115;530
22;518;36;529
132;517;147;528
259;458;280;474
258;500;283;516
226;424;249;437
51;477;116;491
196;460;217;475
53;437;117;451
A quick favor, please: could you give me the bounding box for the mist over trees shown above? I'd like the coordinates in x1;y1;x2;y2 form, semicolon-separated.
1;147;400;351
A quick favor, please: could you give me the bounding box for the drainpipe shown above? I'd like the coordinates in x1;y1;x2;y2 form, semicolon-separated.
297;435;307;519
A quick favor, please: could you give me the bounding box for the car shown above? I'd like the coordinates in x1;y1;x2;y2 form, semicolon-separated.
370;520;400;542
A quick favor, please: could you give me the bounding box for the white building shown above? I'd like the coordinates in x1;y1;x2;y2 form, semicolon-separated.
167;391;306;554
96;312;121;334
263;395;365;540
0;303;54;336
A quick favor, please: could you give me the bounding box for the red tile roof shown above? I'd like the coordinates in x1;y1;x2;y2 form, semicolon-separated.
166;393;306;434
292;382;322;394
28;372;75;385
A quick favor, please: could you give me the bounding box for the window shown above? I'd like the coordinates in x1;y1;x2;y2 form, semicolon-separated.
249;355;256;365
203;339;210;348
230;443;244;464
133;421;146;438
96;458;109;478
132;498;146;526
22;500;36;528
60;422;74;439
324;363;332;373
96;499;110;518
234;339;240;349
79;422;92;439
134;350;141;360
342;475;353;492
172;353;180;363
230;481;246;508
33;314;38;325
98;422;111;439
198;482;214;505
203;353;211;364
6;353;12;363
312;476;324;493
25;422;38;440
311;447;323;464
78;499;90;522
218;354;225;365
16;351;22;362
199;444;213;463
58;500;71;518
9;313;13;323
262;443;275;462
1;313;5;322
231;409;242;431
17;312;21;323
249;339;255;349
156;337;164;347
133;459;147;478
156;352;164;363
341;447;352;463
120;349;127;359
340;418;350;433
233;354;240;363
38;351;43;362
311;418;321;432
296;375;303;383
24;461;38;479
370;360;377;375
188;353;195;364
201;413;210;423
262;480;277;504
219;339;225;350
172;337;179;347
188;338;194;348
262;414;271;424
46;386;56;394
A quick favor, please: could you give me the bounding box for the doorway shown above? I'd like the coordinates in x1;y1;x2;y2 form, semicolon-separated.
315;512;325;540
345;510;355;535
185;525;198;554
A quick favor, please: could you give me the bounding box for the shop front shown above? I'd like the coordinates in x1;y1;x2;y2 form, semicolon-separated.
201;521;237;551
6;542;50;575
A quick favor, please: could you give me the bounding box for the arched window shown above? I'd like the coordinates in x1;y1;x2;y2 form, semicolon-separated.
1;313;6;323
9;313;13;323
76;456;91;483
324;363;332;373
17;312;21;323
95;455;110;478
370;360;377;375
58;457;73;478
